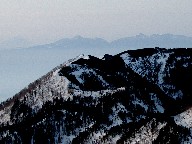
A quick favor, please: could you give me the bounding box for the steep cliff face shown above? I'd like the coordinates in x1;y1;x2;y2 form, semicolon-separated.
1;48;192;143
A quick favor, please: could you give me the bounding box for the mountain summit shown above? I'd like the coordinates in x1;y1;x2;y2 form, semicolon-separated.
1;48;192;143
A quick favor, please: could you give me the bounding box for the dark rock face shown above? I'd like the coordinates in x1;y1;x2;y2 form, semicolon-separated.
1;48;192;143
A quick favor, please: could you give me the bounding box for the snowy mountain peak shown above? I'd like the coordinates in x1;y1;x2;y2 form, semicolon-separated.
1;48;192;143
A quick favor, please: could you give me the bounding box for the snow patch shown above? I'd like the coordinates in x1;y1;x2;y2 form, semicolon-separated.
174;107;192;128
70;64;109;87
126;118;167;144
132;97;148;112
150;93;164;113
109;103;131;127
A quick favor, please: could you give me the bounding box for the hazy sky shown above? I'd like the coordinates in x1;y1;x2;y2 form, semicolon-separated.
0;0;192;44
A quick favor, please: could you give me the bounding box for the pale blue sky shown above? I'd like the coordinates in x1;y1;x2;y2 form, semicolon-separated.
0;0;192;44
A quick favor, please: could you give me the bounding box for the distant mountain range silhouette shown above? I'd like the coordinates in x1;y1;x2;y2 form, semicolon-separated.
30;34;192;50
2;34;192;50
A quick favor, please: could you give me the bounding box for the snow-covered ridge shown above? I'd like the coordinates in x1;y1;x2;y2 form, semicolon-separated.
0;54;86;125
